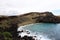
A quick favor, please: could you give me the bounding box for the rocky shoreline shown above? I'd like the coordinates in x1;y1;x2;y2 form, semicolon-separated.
0;11;60;40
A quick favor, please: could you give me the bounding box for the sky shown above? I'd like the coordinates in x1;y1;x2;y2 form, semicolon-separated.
0;0;60;16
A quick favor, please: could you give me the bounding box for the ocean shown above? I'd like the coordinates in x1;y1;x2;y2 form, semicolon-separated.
18;23;60;40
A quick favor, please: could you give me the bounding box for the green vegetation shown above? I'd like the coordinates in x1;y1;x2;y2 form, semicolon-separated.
0;32;13;40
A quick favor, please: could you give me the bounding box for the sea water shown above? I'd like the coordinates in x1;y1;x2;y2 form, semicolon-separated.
18;23;60;40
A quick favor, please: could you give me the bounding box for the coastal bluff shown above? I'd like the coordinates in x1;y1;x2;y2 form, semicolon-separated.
0;12;60;29
0;12;60;40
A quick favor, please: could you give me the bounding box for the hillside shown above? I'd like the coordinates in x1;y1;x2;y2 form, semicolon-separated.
0;12;60;29
0;11;60;40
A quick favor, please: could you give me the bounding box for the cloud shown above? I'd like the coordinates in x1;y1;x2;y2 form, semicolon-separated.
0;0;60;15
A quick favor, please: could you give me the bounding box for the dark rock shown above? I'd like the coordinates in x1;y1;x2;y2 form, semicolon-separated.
36;16;60;23
17;30;24;34
26;31;30;34
34;36;37;37
21;35;35;40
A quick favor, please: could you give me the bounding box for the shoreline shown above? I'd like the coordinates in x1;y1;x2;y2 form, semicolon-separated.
0;12;60;40
17;23;53;40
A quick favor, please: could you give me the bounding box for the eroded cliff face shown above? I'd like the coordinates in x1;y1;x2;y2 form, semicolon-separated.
0;12;60;29
33;12;60;23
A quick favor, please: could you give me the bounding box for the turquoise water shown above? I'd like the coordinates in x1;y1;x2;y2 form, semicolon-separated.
21;23;60;40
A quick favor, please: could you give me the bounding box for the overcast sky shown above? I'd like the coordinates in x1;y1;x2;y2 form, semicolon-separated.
0;0;60;15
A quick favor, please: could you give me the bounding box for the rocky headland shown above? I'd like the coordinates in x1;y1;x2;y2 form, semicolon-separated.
0;11;60;40
0;12;60;28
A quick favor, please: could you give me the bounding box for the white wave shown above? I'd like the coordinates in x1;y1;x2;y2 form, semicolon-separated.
17;23;34;31
17;24;54;40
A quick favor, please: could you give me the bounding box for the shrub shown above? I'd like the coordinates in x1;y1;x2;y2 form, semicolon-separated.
3;32;12;40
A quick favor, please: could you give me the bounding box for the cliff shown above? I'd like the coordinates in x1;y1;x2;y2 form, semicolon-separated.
0;12;60;40
0;12;60;29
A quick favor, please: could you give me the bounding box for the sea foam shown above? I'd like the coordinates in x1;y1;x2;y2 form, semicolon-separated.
17;23;54;40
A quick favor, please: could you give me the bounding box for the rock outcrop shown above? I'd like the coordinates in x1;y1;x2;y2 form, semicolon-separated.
0;12;60;29
33;12;60;23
